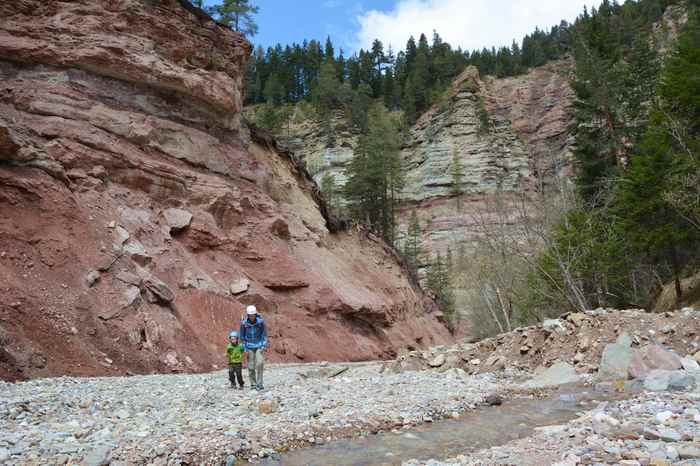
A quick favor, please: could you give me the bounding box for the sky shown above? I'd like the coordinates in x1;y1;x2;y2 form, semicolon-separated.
204;0;602;54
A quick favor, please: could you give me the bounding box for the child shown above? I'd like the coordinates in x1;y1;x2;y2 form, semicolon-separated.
226;331;245;389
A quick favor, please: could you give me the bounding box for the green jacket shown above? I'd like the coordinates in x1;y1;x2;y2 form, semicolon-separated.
227;343;244;364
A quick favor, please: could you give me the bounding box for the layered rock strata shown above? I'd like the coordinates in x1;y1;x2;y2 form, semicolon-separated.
0;0;450;380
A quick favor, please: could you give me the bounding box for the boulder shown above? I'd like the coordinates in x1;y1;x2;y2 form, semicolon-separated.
258;399;278;414
523;361;580;388
599;333;634;380
643;370;674;391
428;354;446;368
230;277;250;295
567;312;587;326
85;270;100;287
543;319;565;333
668;371;696;391
114;226;130;246
270;218;290;239
680;356;700;371
163;208;193;233
84;445;112;466
643;345;682;371
485;394;503;406
143;276;175;304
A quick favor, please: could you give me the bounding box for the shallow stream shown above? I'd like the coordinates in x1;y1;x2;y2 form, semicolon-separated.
245;385;633;466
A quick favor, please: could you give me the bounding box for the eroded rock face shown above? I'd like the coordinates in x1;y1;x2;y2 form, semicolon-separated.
398;62;575;255
0;0;450;381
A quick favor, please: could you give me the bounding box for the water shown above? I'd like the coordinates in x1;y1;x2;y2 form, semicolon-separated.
245;386;633;466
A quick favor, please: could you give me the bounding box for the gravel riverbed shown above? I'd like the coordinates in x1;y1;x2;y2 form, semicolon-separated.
0;362;516;465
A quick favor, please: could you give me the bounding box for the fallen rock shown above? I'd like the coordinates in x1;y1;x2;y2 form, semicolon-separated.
83;445;112;466
677;445;700;459
668;371;696;391
428;354;446;368
163;208;193;233
258;399;278;415
567;312;587;326
680;355;700;371
644;370;674;391
523;361;580;388
230;277;250;295
262;278;309;291
115;271;142;286
485;394;503;406
599;333;634;380
114;226;130;246
85;270;100;287
143;276;175;304
543;319;565;333
270;218;290;239
643;345;682;371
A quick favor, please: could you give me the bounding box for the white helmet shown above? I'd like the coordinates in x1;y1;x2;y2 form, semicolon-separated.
246;305;257;315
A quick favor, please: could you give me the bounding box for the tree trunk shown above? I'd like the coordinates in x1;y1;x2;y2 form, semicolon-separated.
670;245;683;306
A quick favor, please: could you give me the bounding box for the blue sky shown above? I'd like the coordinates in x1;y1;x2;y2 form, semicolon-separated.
204;0;600;54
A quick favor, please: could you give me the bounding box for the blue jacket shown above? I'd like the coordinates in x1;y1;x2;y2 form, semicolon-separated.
239;315;268;351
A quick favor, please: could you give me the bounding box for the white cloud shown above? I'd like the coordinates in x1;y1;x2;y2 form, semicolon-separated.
355;0;601;52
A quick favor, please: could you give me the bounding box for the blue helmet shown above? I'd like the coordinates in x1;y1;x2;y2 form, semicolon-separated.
229;331;238;338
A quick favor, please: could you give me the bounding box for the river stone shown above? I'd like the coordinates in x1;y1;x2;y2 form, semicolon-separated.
643;345;682;371
644;370;674;391
428;354;446;367
543;319;565;333
485;394;503;406
668;371;696;391
84;445;112;466
678;445;700;459
599;333;634;380
259;400;278;414
681;356;700;371
523;361;580;388
163;208;193;232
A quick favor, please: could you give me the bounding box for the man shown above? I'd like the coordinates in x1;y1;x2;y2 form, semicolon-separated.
239;305;267;390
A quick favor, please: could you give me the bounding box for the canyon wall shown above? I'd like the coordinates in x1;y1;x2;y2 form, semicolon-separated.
0;0;450;381
268;61;575;256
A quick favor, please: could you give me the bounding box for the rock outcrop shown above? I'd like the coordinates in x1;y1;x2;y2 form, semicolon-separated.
398;61;574;254
0;0;451;381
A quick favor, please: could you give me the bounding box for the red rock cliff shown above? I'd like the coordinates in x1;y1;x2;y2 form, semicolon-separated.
0;0;451;381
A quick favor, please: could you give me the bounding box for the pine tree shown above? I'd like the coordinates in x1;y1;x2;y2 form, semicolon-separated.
324;36;335;64
450;148;464;210
320;172;337;214
344;104;404;244
350;84;371;134
426;252;457;330
404;210;423;273
209;0;259;37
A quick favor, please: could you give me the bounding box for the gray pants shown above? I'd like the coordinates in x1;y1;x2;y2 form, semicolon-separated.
247;348;264;388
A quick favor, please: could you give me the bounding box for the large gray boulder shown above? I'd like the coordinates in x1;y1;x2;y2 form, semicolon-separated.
523;361;581;389
599;333;634;380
